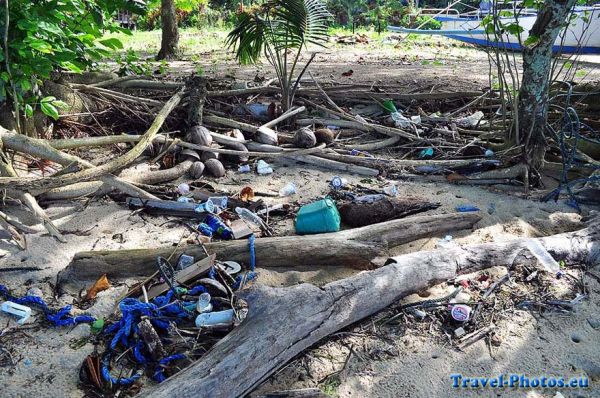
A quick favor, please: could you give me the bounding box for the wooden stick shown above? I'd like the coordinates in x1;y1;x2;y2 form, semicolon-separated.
70;83;163;106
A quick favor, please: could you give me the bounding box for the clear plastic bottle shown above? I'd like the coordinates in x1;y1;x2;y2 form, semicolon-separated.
196;293;213;313
235;207;265;229
256;160;273;175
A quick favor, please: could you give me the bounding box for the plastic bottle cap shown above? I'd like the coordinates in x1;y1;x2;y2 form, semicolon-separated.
450;304;471;322
91;318;104;333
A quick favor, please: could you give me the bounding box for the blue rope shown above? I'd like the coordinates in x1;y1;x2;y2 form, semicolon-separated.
0;284;95;326
232;234;258;290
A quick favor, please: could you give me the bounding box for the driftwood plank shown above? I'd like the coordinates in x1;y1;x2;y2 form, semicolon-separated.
61;213;481;281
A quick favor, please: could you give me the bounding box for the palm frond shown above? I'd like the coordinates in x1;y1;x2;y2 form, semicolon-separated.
226;11;268;65
269;0;330;49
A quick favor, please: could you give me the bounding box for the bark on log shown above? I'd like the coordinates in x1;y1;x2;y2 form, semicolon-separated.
61;213;481;281
145;221;599;398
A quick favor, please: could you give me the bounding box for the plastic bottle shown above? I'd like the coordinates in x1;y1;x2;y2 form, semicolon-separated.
525;239;560;274
354;194;385;203
279;183;296;197
235;207;265;229
256;160;273;175
195;199;215;214
197;223;213;237
195;309;235;328
196;293;213;313
177;196;193;203
204;214;233;239
208;196;228;209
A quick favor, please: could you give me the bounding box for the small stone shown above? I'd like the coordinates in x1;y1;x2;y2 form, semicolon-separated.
491;334;502;347
26;287;43;298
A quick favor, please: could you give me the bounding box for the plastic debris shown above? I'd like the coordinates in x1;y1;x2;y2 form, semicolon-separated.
197;223;213;237
91;318;104;334
383;184;398;196
454;327;466;338
436;235;455;249
256;159;273;175
1;301;32;325
196;293;213;313
354;194;385;203
487;203;496;215
176;254;195;270
279;182;297;197
205;214;233;239
455;205;480;212
450;304;471;322
195;309;236;328
455;110;484;128
485;149;494;157
391;111;411;128
330;176;348;190
419;147;434;158
295;198;341;234
238;164;251;173
177;196;193;203
525;239;560;274
177;183;190;195
235;207;266;230
411;115;422;124
195;199;215;214
350;149;374;158
208;196;228;209
382;99;398;113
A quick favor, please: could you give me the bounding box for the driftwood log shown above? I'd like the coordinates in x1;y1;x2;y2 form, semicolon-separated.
61;213;480;281
145;220;599;398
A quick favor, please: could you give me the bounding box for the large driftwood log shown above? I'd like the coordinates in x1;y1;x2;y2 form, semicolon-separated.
61;213;480;281
145;221;599;398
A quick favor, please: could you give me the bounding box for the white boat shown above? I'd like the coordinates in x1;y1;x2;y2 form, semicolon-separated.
388;4;600;54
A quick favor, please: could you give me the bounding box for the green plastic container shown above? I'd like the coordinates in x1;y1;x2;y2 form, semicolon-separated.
295;198;341;235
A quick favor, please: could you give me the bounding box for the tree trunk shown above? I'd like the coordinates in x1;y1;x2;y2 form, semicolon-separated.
156;0;179;60
517;0;576;171
144;221;600;398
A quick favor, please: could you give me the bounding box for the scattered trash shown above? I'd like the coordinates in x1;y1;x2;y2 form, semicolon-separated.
419;148;434;158
383;184;399;196
350;149;374;158
487;203;496;215
177;183;190;195
205;214;234;239
409;308;427;320
450;304;471;322
256;159;273;175
525;239;560;275
330;176;348;190
177;254;195;270
279;182;297;197
455;110;484;128
91;318;104;334
196;309;237;328
382;100;398;113
235;207;266;231
196;293;213;313
195;199;215;214
1;301;31;325
484;149;494;157
455;204;480;212
436;235;455;249
240;186;255;201
391;111;412;128
85;274;111;301
295;198;341;234
238;164;251;173
453;327;466;338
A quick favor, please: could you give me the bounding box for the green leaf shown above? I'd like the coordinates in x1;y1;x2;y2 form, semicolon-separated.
524;35;540;46
41;101;59;120
504;23;524;35
25;104;34;118
52;100;69;110
99;38;124;50
61;61;83;73
28;39;53;54
41;96;57;103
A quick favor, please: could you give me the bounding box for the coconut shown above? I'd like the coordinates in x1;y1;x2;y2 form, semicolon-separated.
204;158;226;178
229;128;246;142
189;161;205;179
181;148;201;161
223;142;249;163
201;151;219;162
187;125;212;147
293;127;317;148
314;128;335;144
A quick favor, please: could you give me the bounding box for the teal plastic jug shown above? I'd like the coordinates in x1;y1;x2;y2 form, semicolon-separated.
295;198;341;235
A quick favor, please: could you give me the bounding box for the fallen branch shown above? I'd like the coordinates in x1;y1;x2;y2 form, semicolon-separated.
61;213;480;281
145;220;599;398
70;83;163;107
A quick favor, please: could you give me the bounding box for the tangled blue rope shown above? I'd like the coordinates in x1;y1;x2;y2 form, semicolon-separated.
0;284;95;326
232;234;257;290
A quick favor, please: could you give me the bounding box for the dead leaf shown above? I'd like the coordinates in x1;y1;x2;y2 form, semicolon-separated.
341;69;354;77
447;172;466;183
240;186;255;202
85;274;110;301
